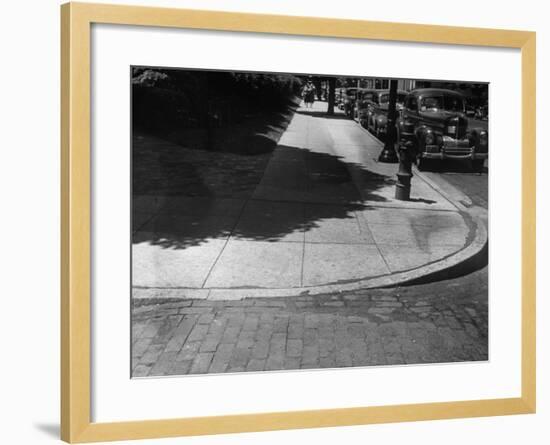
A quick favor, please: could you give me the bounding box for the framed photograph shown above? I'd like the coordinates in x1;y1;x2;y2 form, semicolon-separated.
61;2;536;442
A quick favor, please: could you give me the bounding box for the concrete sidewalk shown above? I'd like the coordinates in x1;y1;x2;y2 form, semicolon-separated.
133;101;484;299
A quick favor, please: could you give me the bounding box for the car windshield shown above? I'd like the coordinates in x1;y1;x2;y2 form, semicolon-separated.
420;95;465;112
379;93;407;104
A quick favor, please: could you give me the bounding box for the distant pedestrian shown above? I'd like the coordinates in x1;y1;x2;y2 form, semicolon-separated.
302;81;315;108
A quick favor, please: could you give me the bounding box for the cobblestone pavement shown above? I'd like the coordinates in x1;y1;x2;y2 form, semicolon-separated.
132;267;488;377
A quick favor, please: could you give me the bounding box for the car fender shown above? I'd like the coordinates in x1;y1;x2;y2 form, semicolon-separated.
414;125;438;156
376;113;387;126
396;117;410;138
468;129;479;145
414;125;433;150
415;124;432;141
469;128;489;153
398;116;414;137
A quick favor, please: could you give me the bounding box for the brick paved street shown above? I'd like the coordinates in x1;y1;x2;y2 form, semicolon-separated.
132;267;488;377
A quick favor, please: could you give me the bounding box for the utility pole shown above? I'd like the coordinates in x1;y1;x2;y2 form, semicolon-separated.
378;79;399;163
327;77;336;115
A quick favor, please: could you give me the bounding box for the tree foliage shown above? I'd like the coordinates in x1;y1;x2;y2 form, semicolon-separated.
131;68;302;132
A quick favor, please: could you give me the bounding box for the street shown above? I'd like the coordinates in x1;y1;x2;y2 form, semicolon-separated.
132;267;488;376
429;168;488;208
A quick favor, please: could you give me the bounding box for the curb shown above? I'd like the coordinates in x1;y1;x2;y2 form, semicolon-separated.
133;214;488;301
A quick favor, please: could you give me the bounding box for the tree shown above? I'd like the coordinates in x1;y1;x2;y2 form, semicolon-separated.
327;78;336;115
378;79;399;163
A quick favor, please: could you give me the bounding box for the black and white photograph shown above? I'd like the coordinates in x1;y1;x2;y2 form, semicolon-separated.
131;67;489;377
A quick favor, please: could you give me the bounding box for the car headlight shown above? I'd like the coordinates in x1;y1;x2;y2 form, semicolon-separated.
425;132;435;145
478;131;488;146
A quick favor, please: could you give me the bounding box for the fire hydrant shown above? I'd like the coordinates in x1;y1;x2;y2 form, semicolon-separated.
395;141;414;201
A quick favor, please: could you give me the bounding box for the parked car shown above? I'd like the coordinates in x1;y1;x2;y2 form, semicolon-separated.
361;89;407;138
336;88;345;110
342;87;367;117
353;89;376;121
396;88;488;171
335;88;345;110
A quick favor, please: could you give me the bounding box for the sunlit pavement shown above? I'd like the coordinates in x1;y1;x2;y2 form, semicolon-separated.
133;101;475;296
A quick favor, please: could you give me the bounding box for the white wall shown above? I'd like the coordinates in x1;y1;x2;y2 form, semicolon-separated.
0;0;546;444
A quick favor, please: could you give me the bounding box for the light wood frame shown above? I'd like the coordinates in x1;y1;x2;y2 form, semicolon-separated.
61;2;536;442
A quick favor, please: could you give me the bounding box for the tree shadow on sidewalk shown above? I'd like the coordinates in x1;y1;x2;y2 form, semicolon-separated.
133;140;395;250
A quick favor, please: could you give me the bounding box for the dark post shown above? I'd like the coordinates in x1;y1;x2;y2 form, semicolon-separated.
327;78;336;115
313;78;322;100
395;141;414;200
378;79;399;163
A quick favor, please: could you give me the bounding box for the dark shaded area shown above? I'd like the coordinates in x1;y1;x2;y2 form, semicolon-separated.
132;94;301;197
132;67;303;137
133;140;394;250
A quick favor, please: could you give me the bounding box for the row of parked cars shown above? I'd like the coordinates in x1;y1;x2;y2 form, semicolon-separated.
337;87;488;171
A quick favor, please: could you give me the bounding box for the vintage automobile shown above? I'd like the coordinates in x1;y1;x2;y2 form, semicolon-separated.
361;89;407;137
352;89;376;121
396;88;488;171
335;88;345;110
342;87;368;117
